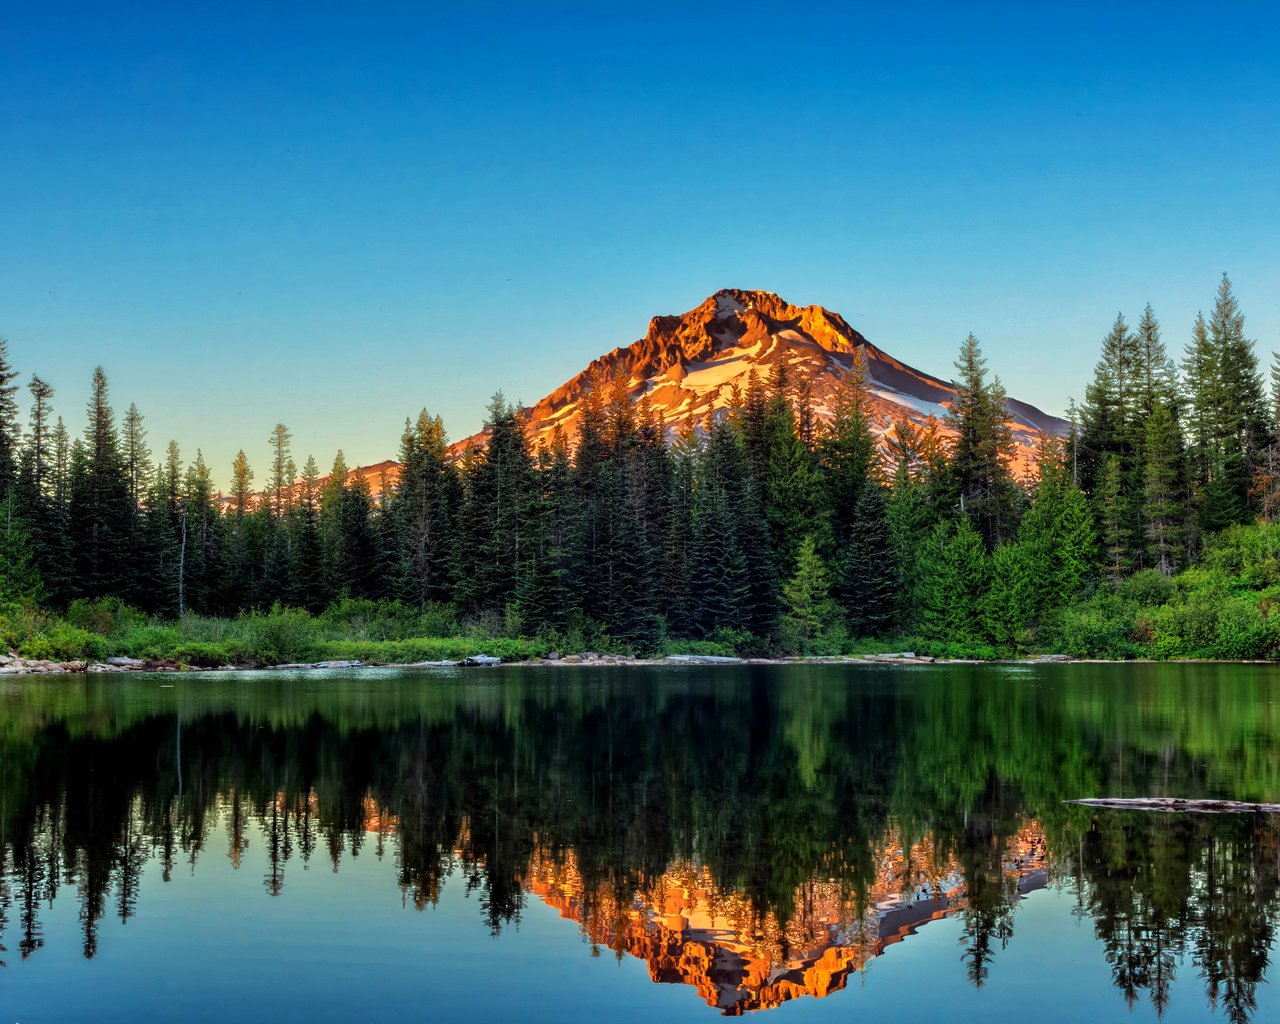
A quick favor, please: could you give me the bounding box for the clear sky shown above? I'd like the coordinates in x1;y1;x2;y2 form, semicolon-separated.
2;1;1277;486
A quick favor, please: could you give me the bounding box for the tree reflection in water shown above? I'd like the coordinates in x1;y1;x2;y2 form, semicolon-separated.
1;664;1279;1019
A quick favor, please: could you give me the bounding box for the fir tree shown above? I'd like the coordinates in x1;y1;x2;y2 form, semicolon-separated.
780;534;837;650
388;411;457;604
453;394;535;614
0;339;20;498
982;542;1036;652
838;480;898;637
947;335;1019;547
1143;398;1185;575
917;518;990;644
0;496;43;604
67;368;133;598
268;423;293;515
122;403;151;506
1098;454;1129;585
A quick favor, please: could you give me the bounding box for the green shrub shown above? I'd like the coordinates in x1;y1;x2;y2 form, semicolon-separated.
65;596;143;638
1215;598;1269;660
20;623;107;661
245;606;320;664
114;624;183;660
1118;570;1175;608
170;640;250;666
664;639;739;658
0;602;50;650
1060;604;1139;659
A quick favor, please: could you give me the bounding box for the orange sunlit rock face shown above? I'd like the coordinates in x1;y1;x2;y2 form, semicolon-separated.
521;822;1049;1016
453;289;1067;476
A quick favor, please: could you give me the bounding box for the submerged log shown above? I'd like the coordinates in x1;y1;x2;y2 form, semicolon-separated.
1066;797;1280;814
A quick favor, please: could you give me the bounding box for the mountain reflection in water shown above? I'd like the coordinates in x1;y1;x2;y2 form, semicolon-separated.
2;664;1280;1021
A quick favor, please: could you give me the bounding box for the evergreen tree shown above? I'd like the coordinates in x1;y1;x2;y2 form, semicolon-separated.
820;348;878;567
121;403;151;506
917;518;990;644
221;450;259;610
1098;454;1129;585
780;534;837;650
268;423;293;515
388;411;457;604
522;428;577;634
0;496;43;604
0;339;20;498
1183;276;1266;531
982;542;1036;652
762;365;830;575
947;335;1019;547
686;418;750;637
14;376;65;601
180;452;221;614
67;368;133;598
289;456;325;611
453;394;535;614
1143;398;1185;575
838;480;898;637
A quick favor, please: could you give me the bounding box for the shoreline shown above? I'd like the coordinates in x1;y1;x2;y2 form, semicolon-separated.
3;650;1277;677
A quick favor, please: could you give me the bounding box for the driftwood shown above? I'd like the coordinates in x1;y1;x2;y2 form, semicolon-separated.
1066;797;1280;814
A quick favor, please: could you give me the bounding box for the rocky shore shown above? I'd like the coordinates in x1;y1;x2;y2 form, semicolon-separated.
0;649;1087;676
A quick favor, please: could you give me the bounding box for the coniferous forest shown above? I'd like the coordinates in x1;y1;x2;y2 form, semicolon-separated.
5;275;1280;665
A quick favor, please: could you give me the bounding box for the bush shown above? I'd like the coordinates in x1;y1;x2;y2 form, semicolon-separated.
0;602;50;650
114;624;183;660
65;596;143;638
1215;598;1269;660
20;622;107;661
245;606;320;664
1117;570;1175;608
1060;603;1139;660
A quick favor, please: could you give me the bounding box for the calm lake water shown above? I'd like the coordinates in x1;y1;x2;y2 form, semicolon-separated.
3;663;1280;1022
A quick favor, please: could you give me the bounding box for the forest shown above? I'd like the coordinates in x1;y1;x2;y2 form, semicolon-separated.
4;274;1280;664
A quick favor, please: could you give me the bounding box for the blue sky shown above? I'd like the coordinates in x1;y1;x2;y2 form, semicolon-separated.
2;2;1277;484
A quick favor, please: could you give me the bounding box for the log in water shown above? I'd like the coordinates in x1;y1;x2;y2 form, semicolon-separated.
1066;797;1280;814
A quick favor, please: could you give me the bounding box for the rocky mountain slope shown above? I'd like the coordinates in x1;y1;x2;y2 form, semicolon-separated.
457;288;1067;469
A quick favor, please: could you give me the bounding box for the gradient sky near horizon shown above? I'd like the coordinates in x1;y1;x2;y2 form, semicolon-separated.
3;1;1278;485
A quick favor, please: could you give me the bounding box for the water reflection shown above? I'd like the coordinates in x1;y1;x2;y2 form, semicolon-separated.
1;664;1279;1020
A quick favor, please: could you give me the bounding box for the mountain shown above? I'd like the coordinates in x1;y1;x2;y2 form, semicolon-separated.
457;288;1068;468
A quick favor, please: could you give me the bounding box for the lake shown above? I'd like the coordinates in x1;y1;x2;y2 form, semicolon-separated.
3;662;1280;1022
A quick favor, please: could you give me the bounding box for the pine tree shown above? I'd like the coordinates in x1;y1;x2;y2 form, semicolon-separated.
780;534;837;650
1098;454;1129;586
0;496;43;604
1183;276;1266;531
762;366;830;575
820;347;878;566
917;518;990;644
0;339;20;498
522;428;577;634
982;542;1036;652
1017;436;1098;608
453;394;535;614
181;451;221;614
885;455;933;632
121;403;151;506
289;455;325;611
67;368;133;598
687;418;750;637
388;411;457;604
1143;398;1185;575
947;335;1019;547
838;480;898;637
268;423;293;515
